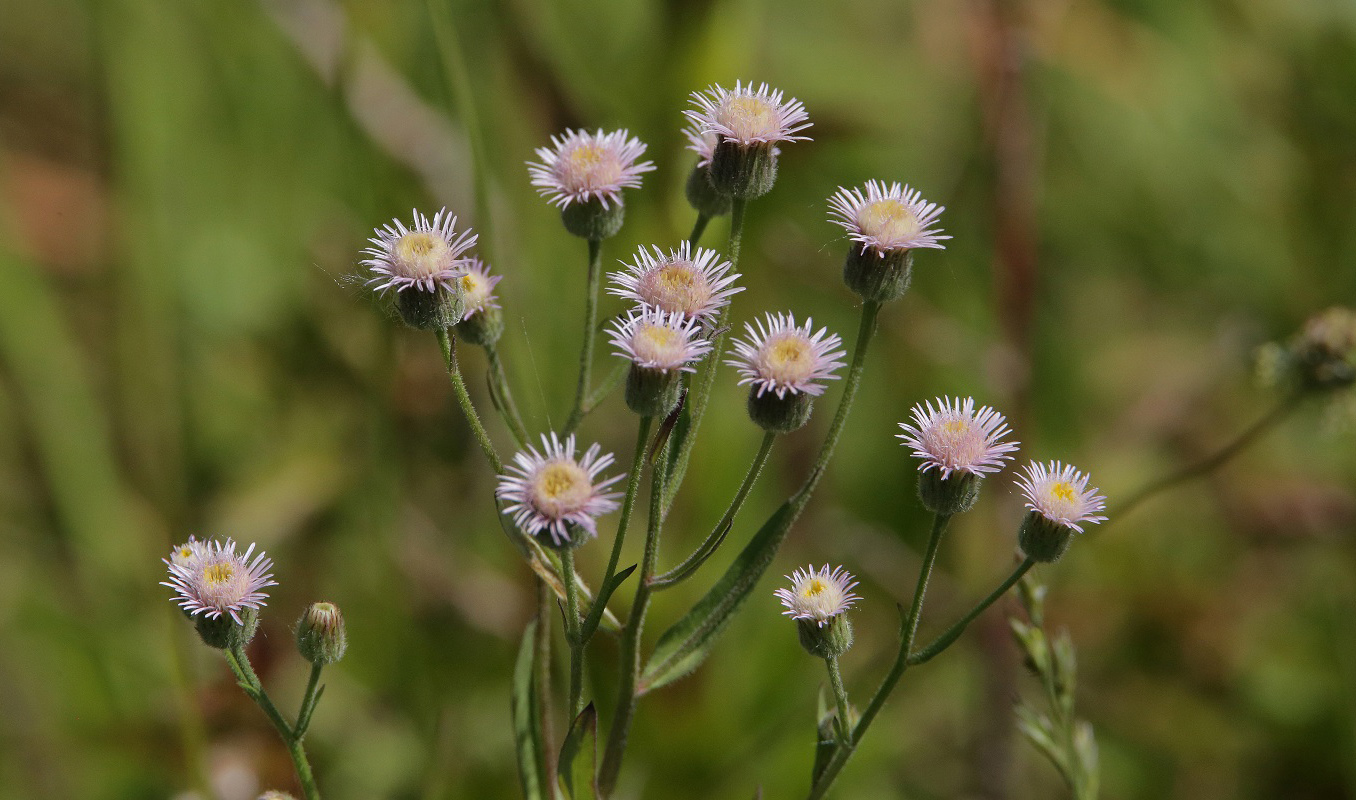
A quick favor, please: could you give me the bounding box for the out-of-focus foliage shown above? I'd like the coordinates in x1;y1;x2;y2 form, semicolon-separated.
1;0;1354;797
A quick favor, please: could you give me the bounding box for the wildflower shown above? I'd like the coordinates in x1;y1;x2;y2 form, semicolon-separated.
608;243;742;324
296;602;348;665
528;129;654;239
362;208;476;294
453;258;505;346
1014;461;1108;562
685;81;811;199
775;564;860;658
829;181;947;302
497;433;624;547
163;538;277;625
727;312;846;433
898;397;1019;514
609;306;713;415
167;536;209;569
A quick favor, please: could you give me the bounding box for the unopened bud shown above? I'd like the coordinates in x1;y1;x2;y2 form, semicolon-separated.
296;602;347;665
685;163;732;218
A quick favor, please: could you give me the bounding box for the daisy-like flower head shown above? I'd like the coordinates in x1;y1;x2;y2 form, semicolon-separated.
829;181;950;255
1015;461;1108;534
685;81;813;146
683;122;720;169
162;538;277;624
608;242;742;323
608;306;713;373
527;128;655;209
362;208;477;294
774;564;860;627
727;312;847;399
897;397;1019;478
496;433;625;546
457;257;502;318
166;536;209;569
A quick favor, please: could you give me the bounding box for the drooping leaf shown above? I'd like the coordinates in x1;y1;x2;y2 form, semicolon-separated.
558;703;598;800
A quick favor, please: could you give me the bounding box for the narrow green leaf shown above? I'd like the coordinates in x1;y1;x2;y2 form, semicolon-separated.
511;619;546;800
578;564;637;643
639;500;797;693
558;703;598;800
1015;705;1071;784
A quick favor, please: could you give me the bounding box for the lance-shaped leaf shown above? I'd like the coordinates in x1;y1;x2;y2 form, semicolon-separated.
639;500;797;693
511;619;547;800
558;703;598;799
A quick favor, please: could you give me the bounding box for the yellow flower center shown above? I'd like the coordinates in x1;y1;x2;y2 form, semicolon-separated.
1050;481;1076;503
203;563;235;587
802;578;828;598
632;323;686;366
178;547;193;559
531;461;591;516
460;271;491;310
760;334;814;385
717;96;779;140
941;419;969;435
393;232;453;279
560;141;622;191
638;263;710;316
856;198;921;244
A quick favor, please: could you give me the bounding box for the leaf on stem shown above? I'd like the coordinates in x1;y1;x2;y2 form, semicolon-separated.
578;564;637;643
639;500;796;694
558;703;599;800
511;619;547;800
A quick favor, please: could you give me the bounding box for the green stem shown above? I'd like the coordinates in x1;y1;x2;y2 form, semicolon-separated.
807;512;951;800
1111;392;1302;522
486;343;528;449
579;416;653;643
908;558;1035;666
581;359;629;418
436;328;503;473
825;656;852;744
564;238;604;433
597;435;669;796
534;579;557;792
688;213;711;247
660;197;747;515
651;431;776;589
294;663;324;740
225;646;320;800
561;546;584;719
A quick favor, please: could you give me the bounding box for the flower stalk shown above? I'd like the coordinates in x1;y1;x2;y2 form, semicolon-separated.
224;645;320;800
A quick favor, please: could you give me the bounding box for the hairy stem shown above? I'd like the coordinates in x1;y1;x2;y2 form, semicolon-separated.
579;416;653;643
688;213;711;247
436;328;503;473
651;431;776;589
908;558;1035;666
825;656;852;744
225;645;320;800
564;238;604;433
485;343;529;449
294;663;324;740
561;546;584;719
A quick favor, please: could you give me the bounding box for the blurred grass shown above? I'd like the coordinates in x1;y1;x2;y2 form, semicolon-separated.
1;0;1355;797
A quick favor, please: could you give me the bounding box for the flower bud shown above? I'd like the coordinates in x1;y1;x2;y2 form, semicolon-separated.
194;607;259;650
796;614;853;659
561;197;625;241
395;285;465;331
296;602;347;665
746;386;813;434
843;246;913;303
917;469;981;515
625;364;684;417
1017;510;1074;563
684;163;732;217
455;303;503;347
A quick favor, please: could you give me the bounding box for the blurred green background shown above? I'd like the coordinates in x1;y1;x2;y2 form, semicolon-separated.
2;0;1355;797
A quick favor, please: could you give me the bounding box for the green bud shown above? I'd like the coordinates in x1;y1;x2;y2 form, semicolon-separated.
685;163;732;218
917;470;981;515
561;198;625;240
1018;511;1074;563
625;365;683;417
193;608;259;650
395;286;465;331
796;615;853;659
455;305;504;348
708;139;778;199
296;602;347;665
747;388;813;434
843;246;913;303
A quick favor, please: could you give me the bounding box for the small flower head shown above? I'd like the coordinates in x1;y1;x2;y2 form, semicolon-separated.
296;601;348;665
167;536;209;569
527;128;655;210
457;257;502;318
728;312;847;400
897;397;1019;479
162;538;277;624
685;81;812;147
362;208;477;294
609;306;712;373
497;433;624;547
829;181;949;255
609;243;742;324
774;564;860;627
1015;461;1108;534
683;122;720;169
